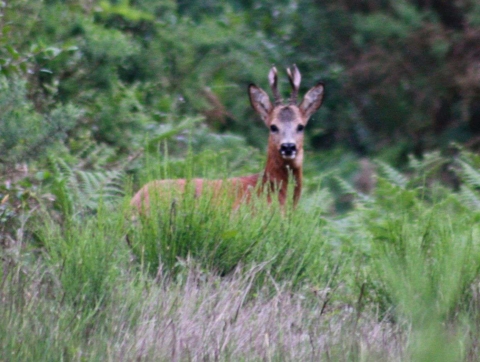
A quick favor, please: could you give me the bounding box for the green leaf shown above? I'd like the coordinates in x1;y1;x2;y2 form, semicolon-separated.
2;25;11;37
64;45;79;52
6;46;20;60
99;0;155;22
44;47;62;58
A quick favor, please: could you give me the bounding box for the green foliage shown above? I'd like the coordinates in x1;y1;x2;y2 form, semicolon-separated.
82;20;140;64
2;0;480;161
135;122;263;185
99;0;155;22
3;1;480;359
45;155;125;216
128;181;332;288
6;147;480;360
354;1;426;45
0;77;81;166
371;207;475;360
86;83;150;150
41;208;128;308
145;116;204;153
469;3;480;26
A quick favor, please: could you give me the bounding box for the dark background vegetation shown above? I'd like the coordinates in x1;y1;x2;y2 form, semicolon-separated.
3;0;480;162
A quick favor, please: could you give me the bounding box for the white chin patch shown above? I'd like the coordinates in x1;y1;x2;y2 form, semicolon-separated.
281;152;296;160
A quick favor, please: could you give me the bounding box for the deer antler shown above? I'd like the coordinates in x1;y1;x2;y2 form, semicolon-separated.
268;66;282;105
287;64;301;105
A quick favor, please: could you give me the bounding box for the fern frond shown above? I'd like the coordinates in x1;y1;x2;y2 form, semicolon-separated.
334;176;358;196
47;155;126;215
77;170;125;200
375;160;408;189
49;157;74;180
334;176;370;205
408;151;444;176
458;147;480;168
456;160;480;189
75;140;116;168
456;185;480;211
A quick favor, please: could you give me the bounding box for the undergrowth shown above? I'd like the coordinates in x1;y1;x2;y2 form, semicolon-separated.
3;148;480;360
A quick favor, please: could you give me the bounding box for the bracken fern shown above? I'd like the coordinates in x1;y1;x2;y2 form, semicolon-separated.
47;154;125;216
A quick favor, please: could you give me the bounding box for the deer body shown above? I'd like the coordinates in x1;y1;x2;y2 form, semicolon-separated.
131;66;324;212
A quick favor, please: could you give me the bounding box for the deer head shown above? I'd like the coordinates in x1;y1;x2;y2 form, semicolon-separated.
248;65;325;169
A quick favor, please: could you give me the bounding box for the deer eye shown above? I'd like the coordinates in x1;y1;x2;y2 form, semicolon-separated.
297;124;305;132
270;125;279;133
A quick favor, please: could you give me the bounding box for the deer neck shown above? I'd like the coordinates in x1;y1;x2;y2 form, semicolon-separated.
262;143;303;205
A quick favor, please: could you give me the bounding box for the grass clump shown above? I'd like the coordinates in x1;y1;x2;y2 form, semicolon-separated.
128;182;338;293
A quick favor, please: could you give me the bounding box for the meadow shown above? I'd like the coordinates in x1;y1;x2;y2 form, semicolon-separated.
3;144;480;361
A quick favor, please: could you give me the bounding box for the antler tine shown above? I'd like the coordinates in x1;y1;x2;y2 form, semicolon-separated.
268;66;282;105
287;64;301;104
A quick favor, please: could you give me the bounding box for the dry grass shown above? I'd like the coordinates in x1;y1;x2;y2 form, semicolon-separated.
113;265;405;361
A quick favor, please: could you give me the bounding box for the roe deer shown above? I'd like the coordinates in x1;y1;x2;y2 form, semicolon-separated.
130;65;325;211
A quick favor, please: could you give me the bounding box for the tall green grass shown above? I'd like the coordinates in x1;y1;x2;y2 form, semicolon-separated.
127;179;336;289
4;149;480;360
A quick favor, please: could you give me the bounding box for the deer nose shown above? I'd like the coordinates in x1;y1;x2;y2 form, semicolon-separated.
280;143;297;158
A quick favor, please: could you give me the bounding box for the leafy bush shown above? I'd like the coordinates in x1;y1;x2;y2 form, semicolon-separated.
0;77;81;167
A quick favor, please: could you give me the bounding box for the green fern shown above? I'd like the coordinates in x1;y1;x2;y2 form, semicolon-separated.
456;185;480;211
408;151;445;180
47;155;125;216
456;159;480;189
375;160;408;189
73;139;116;168
76;169;125;207
333;176;370;205
334;176;358;196
458;147;480;168
445;150;480;211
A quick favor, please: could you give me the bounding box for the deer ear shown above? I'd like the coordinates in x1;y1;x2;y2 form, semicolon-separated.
299;82;325;120
249;84;273;124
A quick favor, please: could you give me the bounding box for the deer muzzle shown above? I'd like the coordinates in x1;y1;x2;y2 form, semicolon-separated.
280;143;297;159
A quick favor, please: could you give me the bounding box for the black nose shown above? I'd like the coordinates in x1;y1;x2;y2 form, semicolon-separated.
280;143;297;156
